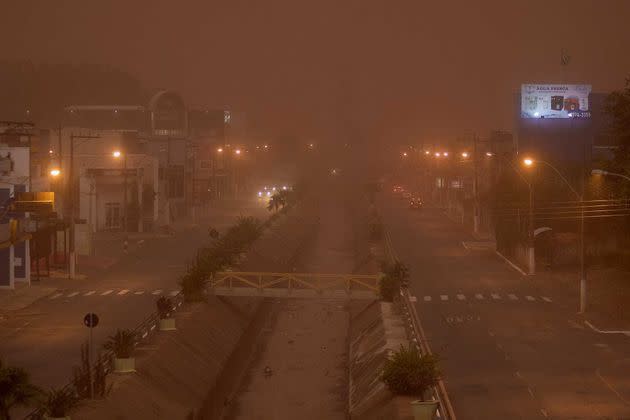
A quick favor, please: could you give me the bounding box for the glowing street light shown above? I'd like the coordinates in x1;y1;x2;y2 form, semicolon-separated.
443;152;449;157
523;158;534;167
235;149;242;155
402;152;408;157
424;150;430;155
461;152;469;158
112;150;122;158
435;152;441;157
49;168;61;177
217;147;223;153
486;152;494;157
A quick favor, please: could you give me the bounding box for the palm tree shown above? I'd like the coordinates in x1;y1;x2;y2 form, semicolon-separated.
0;359;42;420
267;193;285;212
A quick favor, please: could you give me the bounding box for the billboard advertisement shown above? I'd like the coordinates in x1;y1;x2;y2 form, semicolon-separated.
521;84;592;119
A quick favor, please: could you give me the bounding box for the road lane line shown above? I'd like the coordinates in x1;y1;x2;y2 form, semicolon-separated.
475;293;484;300
169;290;179;297
101;290;113;296
542;296;552;303
440;295;448;301
67;292;79;298
528;387;535;398
456;294;466;301
525;295;535;301
424;296;432;302
491;293;501;300
152;289;163;295
134;291;145;295
596;369;630;406
515;371;523;379
117;289;130;296
540;409;549;418
50;293;64;300
84;291;96;296
508;294;518;300
409;296;417;302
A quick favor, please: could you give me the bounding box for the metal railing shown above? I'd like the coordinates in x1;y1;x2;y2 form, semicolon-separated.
24;291;185;419
383;228;457;420
211;271;380;299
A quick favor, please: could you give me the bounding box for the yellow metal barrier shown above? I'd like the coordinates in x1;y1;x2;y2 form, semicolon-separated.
211;271;380;299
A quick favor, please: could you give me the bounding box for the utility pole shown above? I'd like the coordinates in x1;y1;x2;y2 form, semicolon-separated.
473;134;480;234
123;152;128;232
68;133;99;279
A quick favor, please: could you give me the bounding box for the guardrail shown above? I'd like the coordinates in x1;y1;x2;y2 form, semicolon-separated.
383;228;457;420
24;291;186;419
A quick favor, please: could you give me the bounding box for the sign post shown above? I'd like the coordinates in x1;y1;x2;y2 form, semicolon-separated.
83;313;99;399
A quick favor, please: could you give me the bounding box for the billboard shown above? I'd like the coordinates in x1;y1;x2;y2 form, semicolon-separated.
521;84;592;119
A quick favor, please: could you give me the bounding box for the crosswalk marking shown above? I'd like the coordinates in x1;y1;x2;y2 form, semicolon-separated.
475;293;484;300
67;292;79;297
84;291;96;296
152;289;163;295
440;295;448;301
169;290;179;297
456;294;466;301
101;290;113;296
424;296;432;302
491;293;501;300
542;296;552;303
117;289;130;296
525;295;535;301
508;294;518;300
134;291;145;295
50;293;63;300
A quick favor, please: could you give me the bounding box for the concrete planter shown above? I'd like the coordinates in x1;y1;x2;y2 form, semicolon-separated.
159;317;176;331
410;400;438;420
113;357;135;373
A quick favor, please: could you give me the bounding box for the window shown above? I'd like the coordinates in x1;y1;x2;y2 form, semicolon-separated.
105;202;121;229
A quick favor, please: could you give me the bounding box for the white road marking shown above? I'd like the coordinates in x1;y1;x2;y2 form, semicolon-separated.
50;293;64;300
440;295;448;301
152;289;163;295
424;296;432;302
525;295;535;301
169;290;179;297
491;293;501;300
67;292;79;297
134;291;145;295
117;289;130;295
528;387;534;398
508;294;518;300
541;409;549;418
409;296;417;302
515;371;523;379
101;290;113;296
84;291;96;296
475;293;484;300
542;296;552;303
456;294;466;301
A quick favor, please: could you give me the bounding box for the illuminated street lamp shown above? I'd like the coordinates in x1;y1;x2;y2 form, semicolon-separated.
49;168;61;177
524;157;586;313
425;150;430;155
217;147;223;153
443;152;449;157
235;149;241;155
461;152;469;158
486;152;494;157
434;152;441;157
402;152;408;157
112;150;122;158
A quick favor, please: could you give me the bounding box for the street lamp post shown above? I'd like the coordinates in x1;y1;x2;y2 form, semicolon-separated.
113;150;128;232
524;157;585;312
591;169;630;182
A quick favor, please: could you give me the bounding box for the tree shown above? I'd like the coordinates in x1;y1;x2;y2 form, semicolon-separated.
0;359;42;420
605;77;630;175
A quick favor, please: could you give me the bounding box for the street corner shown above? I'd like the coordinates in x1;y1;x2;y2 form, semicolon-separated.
0;284;58;312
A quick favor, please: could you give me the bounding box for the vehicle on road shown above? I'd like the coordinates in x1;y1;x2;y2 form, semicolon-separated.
409;198;423;210
393;185;404;193
402;191;412;199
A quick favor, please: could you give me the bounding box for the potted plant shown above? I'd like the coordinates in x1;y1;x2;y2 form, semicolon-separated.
382;345;441;420
157;296;176;331
42;388;79;420
104;329;136;373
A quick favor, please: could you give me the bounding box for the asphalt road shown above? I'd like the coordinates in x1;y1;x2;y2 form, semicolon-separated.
0;200;269;394
380;194;630;419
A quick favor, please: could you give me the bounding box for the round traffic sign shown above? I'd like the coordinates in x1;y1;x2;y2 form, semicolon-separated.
83;313;99;328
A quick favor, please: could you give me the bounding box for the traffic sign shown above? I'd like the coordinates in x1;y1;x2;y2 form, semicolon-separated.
83;313;99;328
